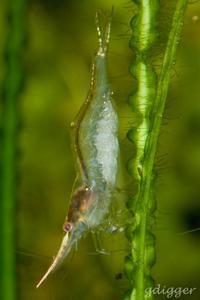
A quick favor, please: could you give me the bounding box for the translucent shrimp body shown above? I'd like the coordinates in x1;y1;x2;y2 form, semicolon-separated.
79;57;119;226
36;10;119;288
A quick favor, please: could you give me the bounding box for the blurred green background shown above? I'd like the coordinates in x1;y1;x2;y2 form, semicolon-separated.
0;0;200;299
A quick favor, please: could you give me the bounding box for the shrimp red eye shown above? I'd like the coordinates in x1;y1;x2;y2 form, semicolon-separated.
63;222;72;232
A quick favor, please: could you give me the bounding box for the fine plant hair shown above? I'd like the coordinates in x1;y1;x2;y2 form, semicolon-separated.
124;1;188;300
0;0;27;299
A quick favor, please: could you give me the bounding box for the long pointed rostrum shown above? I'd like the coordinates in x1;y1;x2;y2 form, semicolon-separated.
36;233;71;288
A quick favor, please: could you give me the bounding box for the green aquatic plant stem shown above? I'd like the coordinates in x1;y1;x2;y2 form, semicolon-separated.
0;0;27;299
125;0;188;300
126;0;158;298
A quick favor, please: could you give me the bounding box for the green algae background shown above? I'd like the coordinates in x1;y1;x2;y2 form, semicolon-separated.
0;0;200;299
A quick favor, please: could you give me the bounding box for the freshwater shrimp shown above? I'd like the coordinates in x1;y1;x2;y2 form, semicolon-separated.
36;9;119;288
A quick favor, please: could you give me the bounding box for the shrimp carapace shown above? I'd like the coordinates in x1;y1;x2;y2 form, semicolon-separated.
63;186;97;230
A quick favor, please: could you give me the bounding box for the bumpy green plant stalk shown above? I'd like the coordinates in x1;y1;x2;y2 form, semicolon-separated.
125;1;188;299
0;1;27;299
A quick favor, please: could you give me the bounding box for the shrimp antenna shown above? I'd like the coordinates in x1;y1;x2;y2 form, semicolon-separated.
96;7;113;56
